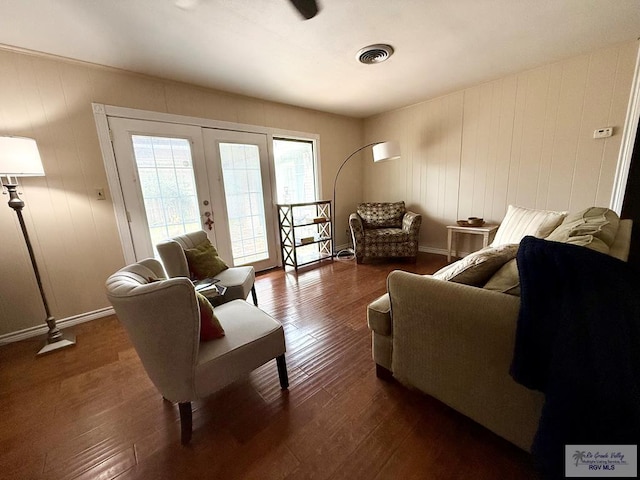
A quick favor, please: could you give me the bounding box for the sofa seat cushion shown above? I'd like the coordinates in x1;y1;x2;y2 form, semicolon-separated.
434;244;519;287
491;205;566;246
364;228;408;244
367;293;392;336
357;201;405;228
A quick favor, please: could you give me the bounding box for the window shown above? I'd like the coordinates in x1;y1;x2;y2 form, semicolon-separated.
273;139;316;204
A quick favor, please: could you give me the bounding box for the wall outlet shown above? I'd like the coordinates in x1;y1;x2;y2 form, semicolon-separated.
593;127;613;139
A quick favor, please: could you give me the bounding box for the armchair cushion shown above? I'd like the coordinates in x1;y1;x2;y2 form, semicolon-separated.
357;201;405;229
196;292;225;341
185;239;229;279
364;228;408;244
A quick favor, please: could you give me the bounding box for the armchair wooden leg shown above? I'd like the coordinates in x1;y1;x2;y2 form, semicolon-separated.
276;354;289;389
179;402;192;445
251;285;258;306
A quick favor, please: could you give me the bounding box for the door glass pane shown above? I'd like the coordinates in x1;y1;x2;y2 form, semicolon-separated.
131;135;201;253
219;143;269;265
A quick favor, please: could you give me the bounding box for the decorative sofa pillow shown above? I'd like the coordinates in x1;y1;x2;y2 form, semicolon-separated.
184;239;229;280
491;205;566;247
357;201;405;229
433;244;519;287
196;291;225;341
546;207;619;254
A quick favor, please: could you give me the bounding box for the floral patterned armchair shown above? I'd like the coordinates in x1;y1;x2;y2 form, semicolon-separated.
349;201;422;264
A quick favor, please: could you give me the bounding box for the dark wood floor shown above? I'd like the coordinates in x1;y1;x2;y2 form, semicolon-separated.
0;253;538;479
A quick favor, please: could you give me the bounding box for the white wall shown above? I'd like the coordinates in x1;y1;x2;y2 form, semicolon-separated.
0;47;363;337
363;41;638;254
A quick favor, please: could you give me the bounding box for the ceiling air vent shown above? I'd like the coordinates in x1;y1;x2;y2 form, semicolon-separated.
356;44;394;64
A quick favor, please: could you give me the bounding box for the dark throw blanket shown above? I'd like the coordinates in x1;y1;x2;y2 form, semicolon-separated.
511;236;640;478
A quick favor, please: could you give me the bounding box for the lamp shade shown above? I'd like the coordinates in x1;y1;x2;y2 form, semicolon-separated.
0;136;44;177
372;140;401;162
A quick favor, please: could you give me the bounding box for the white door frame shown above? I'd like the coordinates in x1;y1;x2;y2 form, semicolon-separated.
108;117;217;261
92;103;321;266
611;42;640;214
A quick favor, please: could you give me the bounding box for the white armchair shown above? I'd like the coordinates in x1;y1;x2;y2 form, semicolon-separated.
105;258;287;444
156;230;257;306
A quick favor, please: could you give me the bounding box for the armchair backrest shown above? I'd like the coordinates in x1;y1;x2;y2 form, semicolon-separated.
357;201;406;229
156;230;209;278
105;258;199;402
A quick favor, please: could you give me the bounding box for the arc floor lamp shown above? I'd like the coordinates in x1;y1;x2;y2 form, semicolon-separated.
0;136;76;355
332;140;401;257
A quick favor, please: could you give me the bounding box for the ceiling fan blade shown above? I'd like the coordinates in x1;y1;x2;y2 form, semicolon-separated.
289;0;319;20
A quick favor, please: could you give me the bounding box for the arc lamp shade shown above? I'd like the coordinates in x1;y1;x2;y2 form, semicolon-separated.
372;140;401;162
0;137;45;177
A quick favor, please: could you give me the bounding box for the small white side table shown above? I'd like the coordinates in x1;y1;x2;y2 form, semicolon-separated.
446;224;499;262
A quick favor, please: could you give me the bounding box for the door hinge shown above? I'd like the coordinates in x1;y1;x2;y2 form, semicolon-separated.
108;129;114;142
126;211;132;222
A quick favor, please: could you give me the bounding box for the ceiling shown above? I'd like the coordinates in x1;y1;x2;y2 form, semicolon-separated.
1;0;639;118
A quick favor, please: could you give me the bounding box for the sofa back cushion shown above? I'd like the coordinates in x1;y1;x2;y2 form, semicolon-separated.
357;201;405;228
433;244;519;287
546;207;619;255
491;205;566;246
484;258;521;296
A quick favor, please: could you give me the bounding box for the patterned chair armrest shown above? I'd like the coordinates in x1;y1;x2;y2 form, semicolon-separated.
349;213;365;255
402;211;422;238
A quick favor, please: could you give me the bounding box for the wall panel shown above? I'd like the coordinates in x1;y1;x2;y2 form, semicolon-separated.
364;41;638;254
0;47;363;337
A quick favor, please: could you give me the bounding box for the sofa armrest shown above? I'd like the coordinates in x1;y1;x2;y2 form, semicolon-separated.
349;213;365;252
387;270;520;377
386;270;542;450
402;211;422;236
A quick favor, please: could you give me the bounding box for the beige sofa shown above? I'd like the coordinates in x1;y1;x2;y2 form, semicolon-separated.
367;206;633;451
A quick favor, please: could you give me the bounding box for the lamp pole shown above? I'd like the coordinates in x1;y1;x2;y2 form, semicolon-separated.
332;142;381;257
2;180;76;354
0;136;76;355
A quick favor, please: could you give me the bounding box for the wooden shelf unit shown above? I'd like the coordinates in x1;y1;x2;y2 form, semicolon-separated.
277;200;333;270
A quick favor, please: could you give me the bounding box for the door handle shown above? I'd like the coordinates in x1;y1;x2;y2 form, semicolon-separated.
203;211;214;231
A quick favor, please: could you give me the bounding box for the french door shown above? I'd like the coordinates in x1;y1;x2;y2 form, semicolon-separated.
203;129;278;271
108;117;278;270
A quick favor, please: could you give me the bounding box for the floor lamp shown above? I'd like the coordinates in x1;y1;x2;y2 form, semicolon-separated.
0;136;76;355
332;140;401;258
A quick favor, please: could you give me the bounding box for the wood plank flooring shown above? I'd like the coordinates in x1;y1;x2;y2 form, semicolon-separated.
0;253;538;479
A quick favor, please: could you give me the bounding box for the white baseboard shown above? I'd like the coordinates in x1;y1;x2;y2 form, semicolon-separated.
337;244;461;259
418;245;470;258
0;306;115;345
